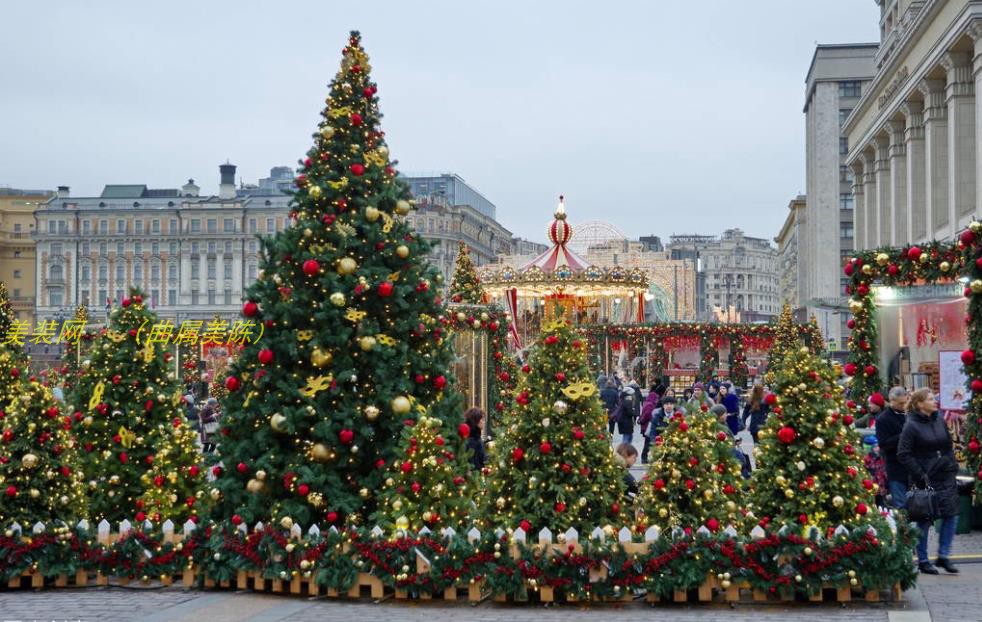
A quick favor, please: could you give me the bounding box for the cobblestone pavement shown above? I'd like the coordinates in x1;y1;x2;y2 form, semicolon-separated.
913;563;982;622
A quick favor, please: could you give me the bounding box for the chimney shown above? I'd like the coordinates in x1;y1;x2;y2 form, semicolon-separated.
56;185;70;198
219;162;236;199
182;178;200;197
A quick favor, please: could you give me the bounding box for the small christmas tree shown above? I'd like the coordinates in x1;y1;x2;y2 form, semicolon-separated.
750;346;878;528
66;289;199;522
767;304;800;375
61;304;93;386
637;404;744;532
371;412;473;533
138;417;204;523
807;315;826;358
210;31;461;529
0;281;13;344
449;242;485;304
0;380;87;525
480;317;625;532
0;282;28;403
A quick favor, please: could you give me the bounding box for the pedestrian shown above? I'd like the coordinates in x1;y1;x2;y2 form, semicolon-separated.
615;443;639;497
601;379;619;435
718;384;741;434
199;398;220;453
712;404;751;478
875;386;910;509
686;382;715;411
682;388;693;404
628;379;643;420
463;408;486;470
856;391;885;428
741;385;769;443
184;394;200;430
616;387;637;444
863;437;888;507
639;385;662;464
596;373;608;390
898;388;960;575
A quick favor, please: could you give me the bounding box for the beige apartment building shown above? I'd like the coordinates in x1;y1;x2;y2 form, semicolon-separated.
0;187;51;326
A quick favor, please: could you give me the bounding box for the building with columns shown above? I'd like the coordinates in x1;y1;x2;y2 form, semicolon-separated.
775;195;807;320
34;164;290;324
804;44;877;346
845;0;982;250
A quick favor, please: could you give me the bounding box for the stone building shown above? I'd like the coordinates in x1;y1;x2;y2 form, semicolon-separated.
804;44;878;345
34;164;289;324
0;187;52;326
845;0;982;249
666;229;780;323
774;195;808;321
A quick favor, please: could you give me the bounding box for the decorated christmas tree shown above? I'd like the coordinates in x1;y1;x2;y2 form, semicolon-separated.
65;289;200;522
807;315;826;358
750;346;878;528
209;31;461;529
480;316;625;532
0;281;12;344
637;404;744;532
0;282;28;404
767;304;800;376
61;304;93;386
0;380;87;525
371;412;473;533
138;418;204;523
448;241;485;304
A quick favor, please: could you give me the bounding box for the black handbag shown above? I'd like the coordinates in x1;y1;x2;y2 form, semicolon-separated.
905;486;936;522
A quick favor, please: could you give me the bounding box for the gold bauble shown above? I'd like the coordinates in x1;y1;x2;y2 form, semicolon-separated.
848;299;863;313
861;264;873;275
21;453;38;469
364;405;380;421
271;413;287;432
496;497;506;509
256;470;267;481
359;336;376;351
311;443;333;462
329;292;346;307
210;488;222;501
395;199;411;215
309;493;324;508
391;396;412;414
365;206;380;222
970;221;982;233
246;479;264;493
396;245;409;258
303;228;313;238
940;261;951;272
83;416;93;426
337;257;358;275
422;511;433;522
919;253;929;264
359;487;369;498
29;489;40;498
311;347;333;368
280;516;294;529
970;279;982;294
832;495;844;507
320;126;335;139
308;186;322;199
658;508;668;518
875;253;889;266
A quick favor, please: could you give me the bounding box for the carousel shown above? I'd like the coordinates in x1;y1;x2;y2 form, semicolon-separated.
479;196;648;348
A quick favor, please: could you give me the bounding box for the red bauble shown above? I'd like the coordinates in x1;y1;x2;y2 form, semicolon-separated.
977;256;982;270
212;466;223;477
887;264;898;276
856;284;869;297
908;246;922;261
5;485;16;497
519;519;532;533
844;263;854;276
855;503;868;515
326;511;338;523
864;364;877;376
678;422;689;432
243;301;259;317
962;350;976;365
539;441;552;454
189;465;200;477
723;484;736;495
847;318;856;329
303;259;320;276
798;514;808;524
862;478;874;490
968;438;980;454
298;484;310;496
764;393;777;406
339;429;355;444
511;447;525;462
128;329;138;337
554;372;566;382
400;461;412;474
717;431;727;441
843;414;855;426
225;376;241;392
544;335;558;345
843;444;856;455
961;230;977;245
136;511;146;522
112;374;122;385
377;281;394;297
122;298;131;308
572;427;585;440
972;380;982;393
554;502;566;513
363;87;374;98
457;423;470;437
153;475;164;487
653;479;666;490
777;426;797;444
843;362;857;376
685;479;696;490
237;462;248;473
231;515;243;526
350;113;363;126
119;452;128;464
46;406;59;419
350;163;365;176
706;518;720;532
521;364;530;373
258;349;274;365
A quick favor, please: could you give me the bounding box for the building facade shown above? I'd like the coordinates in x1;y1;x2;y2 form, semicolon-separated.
400;174;497;219
666;229;780;323
845;0;982;250
804;44;878;346
34;164;290;324
774;195;807;319
0;187;52;326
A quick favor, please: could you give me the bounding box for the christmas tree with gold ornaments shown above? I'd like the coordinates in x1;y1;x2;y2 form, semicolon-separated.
767;303;800;376
371;412;473;533
449;241;485;304
750;346;879;529
480;316;626;532
0;379;87;525
65;288;203;523
636;402;745;533
61;304;93;388
208;31;462;529
0;281;28;402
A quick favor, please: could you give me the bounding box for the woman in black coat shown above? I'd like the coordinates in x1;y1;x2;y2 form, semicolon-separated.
897;389;959;575
463;408;486;470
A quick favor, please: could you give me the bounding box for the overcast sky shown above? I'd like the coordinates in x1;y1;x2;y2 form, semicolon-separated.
1;1;880;243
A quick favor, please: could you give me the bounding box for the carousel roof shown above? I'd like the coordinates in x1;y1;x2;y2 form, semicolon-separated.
479;196;649;296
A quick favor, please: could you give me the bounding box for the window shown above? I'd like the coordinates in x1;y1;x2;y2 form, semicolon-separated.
116;219;126;234
134;242;142;255
152;219;160;234
840;164;853;183
224;241;232;254
135;220;144;234
266;218;274;232
840;193;854;209
223;262;232;279
168;289;177;306
13;223;21;233
99;220;108;234
840;224;854;238
247;263;257;280
191;291;199;305
99;242;107;255
224;218;234;233
49;264;63;281
51;243;62;256
191;219;200;233
839;137;849;155
151;289;159;307
81;290;89;305
99;289;107;305
151;242;159;255
224;289;232;305
99;264;107;280
151;264;160;280
207;241;216;254
168;264;178;280
248;240;257;253
207;290;216;305
207;219;217;234
191;262;200;279
169;219;178;234
249;218;257;233
207;258;216;279
169;242;178;255
839;81;861;98
191;242;200;254
13;269;21;279
134;263;142;281
81;265;90;281
81;241;90;255
58;221;67;234
82;220;91;235
116;242;124;255
838;108;853;126
115;264;124;282
47;220;56;233
49;288;63;307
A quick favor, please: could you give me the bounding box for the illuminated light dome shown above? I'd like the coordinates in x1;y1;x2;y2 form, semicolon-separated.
547;195;574;246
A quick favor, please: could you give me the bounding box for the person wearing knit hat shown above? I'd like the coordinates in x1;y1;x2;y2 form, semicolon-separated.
856;392;885;428
686;382;715;411
869;392;886;408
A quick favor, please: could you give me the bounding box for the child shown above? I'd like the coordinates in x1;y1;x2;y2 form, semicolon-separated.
615;443;639;497
863;437;888;507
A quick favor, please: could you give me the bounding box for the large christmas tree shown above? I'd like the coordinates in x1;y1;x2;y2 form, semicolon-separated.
0;379;87;525
371;412;473;533
480;317;625;532
637;404;744;532
750;346;878;528
448;241;485;304
66;289;199;522
209;31;461;528
767;304;800;375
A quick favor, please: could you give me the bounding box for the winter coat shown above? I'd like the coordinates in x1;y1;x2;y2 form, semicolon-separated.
720;392;740;415
897;410;959;518
615;396;635;434
466;428;485;470
685;394;715;412
198;405;218;444
875;407;909;483
741;403;769;435
623;471;638;497
646;407;673;439
639;393;659;434
600;387;619;415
